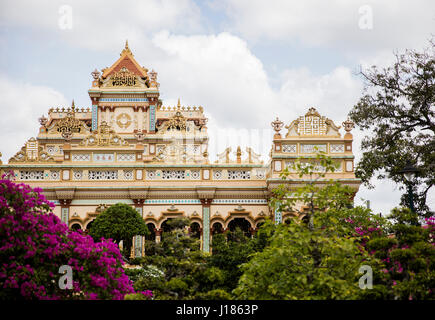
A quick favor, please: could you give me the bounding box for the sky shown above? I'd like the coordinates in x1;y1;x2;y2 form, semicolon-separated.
0;0;434;214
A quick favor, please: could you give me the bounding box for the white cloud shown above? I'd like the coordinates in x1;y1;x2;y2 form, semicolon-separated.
1;0;429;213
218;0;435;64
0;0;202;51
0;75;68;162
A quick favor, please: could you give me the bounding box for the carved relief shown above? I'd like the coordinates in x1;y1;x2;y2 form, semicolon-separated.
79;121;128;147
9;138;54;163
285;107;341;137
51;109;89;139
116;113;132;129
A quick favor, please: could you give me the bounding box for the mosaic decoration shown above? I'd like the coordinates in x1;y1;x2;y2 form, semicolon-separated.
73;170;83;180
72;153;91;161
93;153;114;162
122;170;134;180
228;170;251;180
92;105;98;131
301;144;327;153
255;169;266;179
282;144;297;153
134;205;144;258
162;170;185;180
117;153;135;161
149;105;156;131
202;206;210;253
212;199;268;204
146;170;156;180
330;144;345;153
46;145;62;155
100;98;148;102
88;170;118;180
144;199;201;204
275;208;282;225
61;207;69;224
20;171;44;180
50;170;60;180
190;170;201;180
213;170;222;180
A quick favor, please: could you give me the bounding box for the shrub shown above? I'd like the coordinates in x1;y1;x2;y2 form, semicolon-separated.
0;178;145;300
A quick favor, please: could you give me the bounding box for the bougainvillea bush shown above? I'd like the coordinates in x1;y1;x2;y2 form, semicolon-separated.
0;178;148;300
341;206;435;300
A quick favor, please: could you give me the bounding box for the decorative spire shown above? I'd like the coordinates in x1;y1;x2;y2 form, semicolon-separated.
91;68;101;80
121;39;133;56
271;117;284;133
342;119;355;132
38;114;48;126
177;98;181;108
236;146;242;163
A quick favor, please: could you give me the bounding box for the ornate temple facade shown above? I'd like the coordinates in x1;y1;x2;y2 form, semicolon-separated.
0;42;361;256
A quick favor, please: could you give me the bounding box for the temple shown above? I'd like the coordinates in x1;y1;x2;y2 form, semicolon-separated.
0;42;361;256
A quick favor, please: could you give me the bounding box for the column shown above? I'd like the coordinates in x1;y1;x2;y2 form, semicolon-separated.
200;199;212;253
274;202;282;225
60;199;72;226
149;105;156;132
92;104;98;131
155;229;162;243
133;200;144;258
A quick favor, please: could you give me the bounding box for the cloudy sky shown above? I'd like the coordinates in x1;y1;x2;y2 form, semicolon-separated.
0;0;434;214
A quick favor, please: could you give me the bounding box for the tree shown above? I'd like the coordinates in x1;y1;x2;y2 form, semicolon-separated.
0;178;138;300
349;39;435;217
89;203;148;259
132;218;214;300
234;153;381;299
364;208;435;300
207;228;256;294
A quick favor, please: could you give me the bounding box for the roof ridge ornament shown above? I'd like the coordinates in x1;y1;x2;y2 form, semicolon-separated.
342;118;355;132
121;39;133;56
271;117;284;133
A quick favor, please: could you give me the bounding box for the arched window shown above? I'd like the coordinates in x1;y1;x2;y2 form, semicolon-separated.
189;222;201;239
85;220;95;233
145;223;156;242
211;222;224;235
227;218;252;239
70;223;82;231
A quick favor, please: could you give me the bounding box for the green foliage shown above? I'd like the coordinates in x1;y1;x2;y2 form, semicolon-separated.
208;229;256;293
234;220;375;299
348;38;435;217
194;289;233;300
89;203;148;259
234;152;382;299
133;218;212;300
365;208;435;299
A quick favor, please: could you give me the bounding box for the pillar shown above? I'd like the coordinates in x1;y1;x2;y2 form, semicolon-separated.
274;206;282;225
59;199;72;226
155;229;162;243
149;105;156;132
200;199;212;253
133;199;144;258
92;104;98;131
